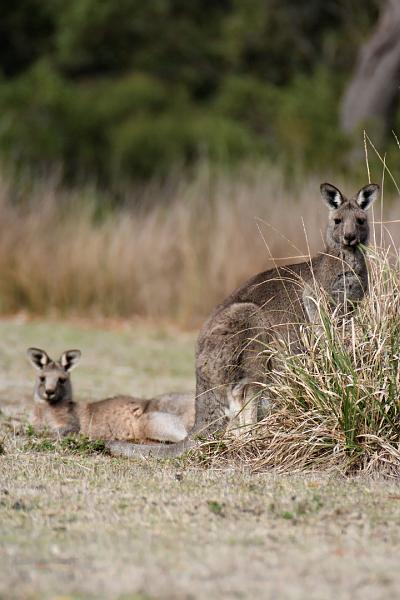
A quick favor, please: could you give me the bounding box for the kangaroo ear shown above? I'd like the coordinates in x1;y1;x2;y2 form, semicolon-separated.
60;349;81;371
27;348;51;370
356;183;380;210
320;183;344;210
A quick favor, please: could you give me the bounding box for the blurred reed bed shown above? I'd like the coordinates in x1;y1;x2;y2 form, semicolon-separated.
0;165;398;325
0;167;330;323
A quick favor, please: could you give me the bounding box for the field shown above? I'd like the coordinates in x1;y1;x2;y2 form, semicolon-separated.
1;318;400;599
1;3;399;597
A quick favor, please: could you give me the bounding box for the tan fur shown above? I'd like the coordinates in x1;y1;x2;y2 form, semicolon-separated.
33;394;194;443
27;348;194;444
108;183;379;458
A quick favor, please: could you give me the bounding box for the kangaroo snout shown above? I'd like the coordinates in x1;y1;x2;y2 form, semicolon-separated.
343;232;357;246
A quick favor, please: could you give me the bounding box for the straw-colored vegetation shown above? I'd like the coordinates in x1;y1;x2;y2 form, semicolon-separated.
0;164;399;325
1;319;400;599
0;166;319;322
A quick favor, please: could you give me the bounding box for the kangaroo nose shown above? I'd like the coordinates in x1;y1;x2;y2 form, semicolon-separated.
344;233;356;245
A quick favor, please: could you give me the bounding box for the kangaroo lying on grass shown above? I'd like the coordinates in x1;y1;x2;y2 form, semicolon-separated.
27;347;194;444
105;182;380;458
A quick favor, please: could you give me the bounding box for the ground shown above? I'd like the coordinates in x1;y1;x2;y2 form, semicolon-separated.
1;317;400;600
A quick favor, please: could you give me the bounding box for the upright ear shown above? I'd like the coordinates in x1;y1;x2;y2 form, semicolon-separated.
60;349;81;371
320;183;344;210
27;347;51;370
356;183;380;210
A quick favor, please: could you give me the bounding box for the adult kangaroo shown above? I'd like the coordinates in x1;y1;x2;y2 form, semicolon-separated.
109;182;379;457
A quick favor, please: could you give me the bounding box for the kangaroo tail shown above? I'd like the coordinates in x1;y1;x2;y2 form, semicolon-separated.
105;437;197;458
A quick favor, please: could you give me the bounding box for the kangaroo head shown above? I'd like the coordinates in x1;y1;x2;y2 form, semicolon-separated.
27;347;81;405
321;183;379;251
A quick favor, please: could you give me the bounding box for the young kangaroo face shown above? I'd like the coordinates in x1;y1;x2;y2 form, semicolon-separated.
27;348;81;405
321;183;379;251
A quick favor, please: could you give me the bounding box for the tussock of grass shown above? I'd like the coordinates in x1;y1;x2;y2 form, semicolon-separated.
205;245;400;476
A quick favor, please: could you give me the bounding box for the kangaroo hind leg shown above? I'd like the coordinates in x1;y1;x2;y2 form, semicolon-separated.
146;412;188;443
226;379;259;437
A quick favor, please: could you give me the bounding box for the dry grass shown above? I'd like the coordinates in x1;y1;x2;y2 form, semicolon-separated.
0;318;400;599
2;448;400;600
1;165;397;324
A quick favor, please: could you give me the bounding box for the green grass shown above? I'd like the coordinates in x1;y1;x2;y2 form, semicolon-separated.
22;431;108;455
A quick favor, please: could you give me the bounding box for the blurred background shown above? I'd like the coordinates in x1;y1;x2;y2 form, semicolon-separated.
0;0;399;325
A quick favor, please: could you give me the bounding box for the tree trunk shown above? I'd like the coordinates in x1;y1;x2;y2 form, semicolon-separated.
340;0;400;143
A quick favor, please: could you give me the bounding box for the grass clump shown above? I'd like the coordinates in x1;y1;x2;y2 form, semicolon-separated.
23;433;107;456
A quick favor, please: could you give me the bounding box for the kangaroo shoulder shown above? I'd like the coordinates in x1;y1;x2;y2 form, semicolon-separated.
198;301;260;341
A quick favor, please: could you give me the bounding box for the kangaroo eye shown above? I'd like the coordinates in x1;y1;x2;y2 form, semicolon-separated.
334;218;342;225
39;376;45;384
356;218;366;225
59;379;66;386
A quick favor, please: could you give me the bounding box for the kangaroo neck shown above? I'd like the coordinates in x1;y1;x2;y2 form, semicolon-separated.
49;398;81;431
321;243;366;271
70;400;85;428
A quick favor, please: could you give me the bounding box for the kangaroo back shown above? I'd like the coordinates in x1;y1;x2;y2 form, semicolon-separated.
78;394;194;442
